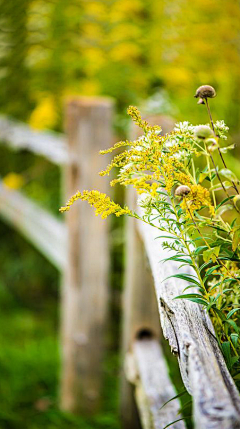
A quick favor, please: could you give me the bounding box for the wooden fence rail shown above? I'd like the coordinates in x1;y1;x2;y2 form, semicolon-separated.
0;181;66;269
0;115;68;165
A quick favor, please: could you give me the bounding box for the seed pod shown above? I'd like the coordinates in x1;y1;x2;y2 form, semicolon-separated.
175;185;191;197
194;125;213;139
194;85;216;100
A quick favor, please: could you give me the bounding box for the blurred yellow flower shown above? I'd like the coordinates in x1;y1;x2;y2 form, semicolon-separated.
3;173;25;191
29;97;57;130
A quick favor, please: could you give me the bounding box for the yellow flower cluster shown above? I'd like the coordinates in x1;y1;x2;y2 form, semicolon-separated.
127;106;161;134
60;190;131;219
180;184;214;217
112;176;159;196
159;149;193;193
60;108;214;222
99;140;132;154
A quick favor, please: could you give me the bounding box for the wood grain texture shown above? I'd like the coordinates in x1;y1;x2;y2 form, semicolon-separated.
60;97;114;414
0;115;67;165
126;338;186;429
0;181;66;269
138;219;240;429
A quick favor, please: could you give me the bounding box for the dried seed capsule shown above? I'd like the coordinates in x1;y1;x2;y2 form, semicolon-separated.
194;85;216;100
194;125;213;139
175;185;191;197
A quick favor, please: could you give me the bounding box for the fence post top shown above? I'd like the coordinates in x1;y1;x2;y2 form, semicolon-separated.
65;96;115;110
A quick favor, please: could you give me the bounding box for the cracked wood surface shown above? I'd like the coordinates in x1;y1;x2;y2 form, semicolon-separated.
138;219;240;429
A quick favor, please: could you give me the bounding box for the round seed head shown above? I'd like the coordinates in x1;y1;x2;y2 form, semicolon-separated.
194;125;214;139
194;85;216;99
175;185;191;197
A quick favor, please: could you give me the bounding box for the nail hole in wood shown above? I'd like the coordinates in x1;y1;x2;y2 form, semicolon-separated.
136;328;155;340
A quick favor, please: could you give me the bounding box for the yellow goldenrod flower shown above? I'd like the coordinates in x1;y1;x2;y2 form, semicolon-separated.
180;184;214;217
127;106;161;134
60;190;132;219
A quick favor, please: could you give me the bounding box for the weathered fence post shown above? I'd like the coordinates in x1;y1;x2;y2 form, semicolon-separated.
60;97;114;414
120;116;175;429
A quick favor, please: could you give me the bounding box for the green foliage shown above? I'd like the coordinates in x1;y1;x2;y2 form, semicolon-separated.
1;0;240;134
0;285;120;429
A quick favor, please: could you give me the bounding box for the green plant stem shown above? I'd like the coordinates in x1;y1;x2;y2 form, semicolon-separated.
205;98;239;195
171;199;209;297
204;142;216;208
185;204;240;285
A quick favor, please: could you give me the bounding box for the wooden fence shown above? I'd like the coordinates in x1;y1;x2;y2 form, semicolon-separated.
1;105;240;428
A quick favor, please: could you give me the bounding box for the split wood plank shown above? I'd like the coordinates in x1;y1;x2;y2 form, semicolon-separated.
125;337;186;429
0;115;67;165
0;181;66;270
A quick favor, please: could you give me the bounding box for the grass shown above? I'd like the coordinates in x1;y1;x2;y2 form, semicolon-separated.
0;282;120;429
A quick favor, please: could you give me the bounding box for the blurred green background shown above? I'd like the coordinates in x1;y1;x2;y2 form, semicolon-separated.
0;0;240;428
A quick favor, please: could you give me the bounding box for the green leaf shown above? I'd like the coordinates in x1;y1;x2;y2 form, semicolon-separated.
205;265;221;276
164;257;192;265
231;333;239;348
233;195;240;212
219;144;235;153
159;389;187;411
221;341;231;368
230;357;239;368
174;294;208;306
163;418;190;429
210;181;232;192
199;261;212;273
203;246;220;263
194;245;208;256
227;308;240;319
164;274;201;286
216;195;235;210
224;319;239;333
215;204;233;217
213;308;226;320
220;168;239;183
198;172;208;183
182;285;199;292
177;399;192;415
232;227;240;252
